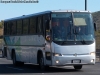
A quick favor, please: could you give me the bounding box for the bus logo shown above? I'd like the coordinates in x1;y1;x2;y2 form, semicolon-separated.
73;53;77;57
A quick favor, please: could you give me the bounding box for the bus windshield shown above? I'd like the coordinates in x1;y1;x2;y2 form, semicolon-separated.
51;12;94;41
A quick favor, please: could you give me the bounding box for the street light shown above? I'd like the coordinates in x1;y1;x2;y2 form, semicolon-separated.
85;0;87;10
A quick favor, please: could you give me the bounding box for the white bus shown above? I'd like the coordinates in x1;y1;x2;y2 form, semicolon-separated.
3;10;96;70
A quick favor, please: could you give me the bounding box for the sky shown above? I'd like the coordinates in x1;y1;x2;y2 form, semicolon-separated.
0;0;100;21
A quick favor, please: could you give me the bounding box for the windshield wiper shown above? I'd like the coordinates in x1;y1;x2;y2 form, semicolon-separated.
73;28;86;44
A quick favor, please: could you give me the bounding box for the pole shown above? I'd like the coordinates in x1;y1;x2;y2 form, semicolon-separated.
85;0;87;10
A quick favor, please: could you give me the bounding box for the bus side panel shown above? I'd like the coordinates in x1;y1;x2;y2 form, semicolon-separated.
4;35;52;65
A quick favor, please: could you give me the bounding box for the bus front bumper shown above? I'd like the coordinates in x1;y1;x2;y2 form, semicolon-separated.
52;55;95;66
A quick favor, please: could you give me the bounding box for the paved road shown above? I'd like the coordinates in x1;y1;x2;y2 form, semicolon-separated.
0;56;100;75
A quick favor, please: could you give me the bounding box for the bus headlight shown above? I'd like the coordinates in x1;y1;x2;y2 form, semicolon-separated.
91;59;94;62
53;53;62;56
90;52;95;56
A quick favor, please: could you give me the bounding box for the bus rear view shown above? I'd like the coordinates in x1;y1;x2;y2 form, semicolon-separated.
49;10;96;69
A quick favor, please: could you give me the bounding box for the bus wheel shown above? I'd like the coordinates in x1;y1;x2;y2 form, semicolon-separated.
12;51;18;66
39;54;45;70
73;65;82;70
2;51;4;57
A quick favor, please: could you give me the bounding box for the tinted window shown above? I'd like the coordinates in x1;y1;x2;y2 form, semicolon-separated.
29;17;36;34
17;20;22;35
37;16;42;33
51;13;73;41
7;22;11;35
4;22;7;35
11;21;16;35
23;19;29;34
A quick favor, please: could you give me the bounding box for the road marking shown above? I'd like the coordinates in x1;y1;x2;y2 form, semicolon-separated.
6;66;24;70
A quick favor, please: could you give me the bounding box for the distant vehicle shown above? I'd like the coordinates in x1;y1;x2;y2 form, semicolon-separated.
3;10;96;70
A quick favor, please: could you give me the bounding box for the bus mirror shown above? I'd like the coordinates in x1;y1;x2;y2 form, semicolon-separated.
46;35;50;41
94;23;97;31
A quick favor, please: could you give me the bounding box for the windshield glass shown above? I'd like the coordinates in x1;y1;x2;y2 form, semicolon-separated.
73;13;94;41
51;13;74;41
51;12;94;41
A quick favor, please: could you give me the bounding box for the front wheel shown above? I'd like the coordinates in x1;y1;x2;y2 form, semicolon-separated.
73;65;82;70
39;54;45;70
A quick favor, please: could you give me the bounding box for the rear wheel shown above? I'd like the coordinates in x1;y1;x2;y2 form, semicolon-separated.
12;51;19;66
12;51;24;66
2;50;4;57
74;65;82;70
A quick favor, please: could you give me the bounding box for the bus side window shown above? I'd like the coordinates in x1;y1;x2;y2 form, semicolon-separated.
37;16;43;34
11;21;16;35
43;14;51;41
23;19;29;35
29;17;36;34
46;20;50;30
10;22;13;35
7;22;11;35
4;22;7;35
17;20;22;35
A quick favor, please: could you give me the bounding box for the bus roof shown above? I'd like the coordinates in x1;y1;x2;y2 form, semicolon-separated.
4;10;91;22
4;11;51;22
51;9;90;13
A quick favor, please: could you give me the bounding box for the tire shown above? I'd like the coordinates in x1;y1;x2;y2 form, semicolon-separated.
74;65;82;70
39;53;45;70
12;51;24;66
12;51;19;66
2;51;4;57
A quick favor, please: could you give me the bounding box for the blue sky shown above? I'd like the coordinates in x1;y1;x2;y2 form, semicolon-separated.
0;0;100;21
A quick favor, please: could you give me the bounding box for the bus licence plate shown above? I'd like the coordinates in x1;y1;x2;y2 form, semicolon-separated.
73;60;80;63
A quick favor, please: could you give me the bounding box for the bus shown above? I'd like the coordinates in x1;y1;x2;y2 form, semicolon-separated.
3;10;96;70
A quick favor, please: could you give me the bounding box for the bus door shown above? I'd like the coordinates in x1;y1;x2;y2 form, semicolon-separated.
44;16;52;65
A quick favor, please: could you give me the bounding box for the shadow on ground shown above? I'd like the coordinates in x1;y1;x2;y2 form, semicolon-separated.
0;63;83;74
